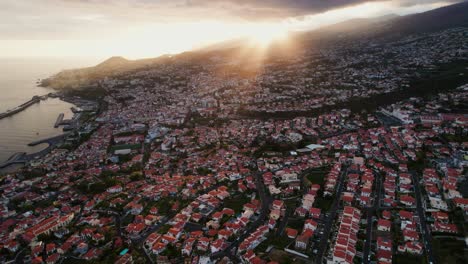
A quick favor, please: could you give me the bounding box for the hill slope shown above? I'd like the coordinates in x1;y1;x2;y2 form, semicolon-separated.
42;1;468;90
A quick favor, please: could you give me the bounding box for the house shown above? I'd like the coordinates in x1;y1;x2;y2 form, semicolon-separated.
270;209;281;220
399;241;423;254
382;210;391;220
403;230;419;241
149;207;159;215
377;237;392;251
304;219;318;231
400;195;416;207
295;234;309;250
272;200;284;210
197;237;210;251
453;198;468;210
218;229;233;240
210;239;227;253
329;206;361;264
286;228;298;239
377;249;392;264
432;222;458;233
295;207;308;217
268;219;276;230
377;219;391;232
399;210;414;220
431;211;449;223
46;253;60;264
243;250;256;262
309;207;321;219
182;238;196;256
429;197;448;211
107;185;123;193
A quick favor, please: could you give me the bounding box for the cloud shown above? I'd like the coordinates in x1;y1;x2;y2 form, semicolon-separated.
0;0;460;40
184;0;379;18
54;0;465;21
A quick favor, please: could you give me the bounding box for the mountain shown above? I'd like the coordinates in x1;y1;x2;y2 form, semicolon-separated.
95;56;130;70
42;1;468;91
388;1;468;34
312;14;399;35
40;55;170;90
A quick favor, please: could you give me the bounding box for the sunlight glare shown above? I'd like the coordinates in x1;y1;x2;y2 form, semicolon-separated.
246;23;290;46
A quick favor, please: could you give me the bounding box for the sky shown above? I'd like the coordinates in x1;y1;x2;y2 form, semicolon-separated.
0;0;461;61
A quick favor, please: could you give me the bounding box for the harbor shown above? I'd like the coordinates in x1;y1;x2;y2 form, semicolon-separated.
0;94;98;170
0;133;70;169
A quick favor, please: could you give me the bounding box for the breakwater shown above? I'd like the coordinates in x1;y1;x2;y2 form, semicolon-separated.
0;94;52;120
54;113;65;128
0;133;70;169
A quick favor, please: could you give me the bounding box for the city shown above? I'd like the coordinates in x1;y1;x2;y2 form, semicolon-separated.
0;1;467;264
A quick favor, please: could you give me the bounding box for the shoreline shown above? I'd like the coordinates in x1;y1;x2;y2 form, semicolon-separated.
0;90;99;173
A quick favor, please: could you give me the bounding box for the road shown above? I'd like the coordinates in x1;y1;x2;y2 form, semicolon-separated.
211;169;273;261
411;171;436;264
362;170;383;264
315;165;347;264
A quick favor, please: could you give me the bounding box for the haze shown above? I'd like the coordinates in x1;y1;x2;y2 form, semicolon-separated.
0;0;460;60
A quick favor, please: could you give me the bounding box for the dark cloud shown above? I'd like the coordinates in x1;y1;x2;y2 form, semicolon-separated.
184;0;380;18
57;0;466;20
182;0;465;20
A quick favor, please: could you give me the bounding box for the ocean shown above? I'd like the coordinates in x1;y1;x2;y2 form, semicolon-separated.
0;57;98;165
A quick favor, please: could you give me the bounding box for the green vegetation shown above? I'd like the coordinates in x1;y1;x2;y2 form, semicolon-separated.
196;167;212;176
441;134;468;143
264;234;293;249
315;195;334;211
287;218;305;230
253;142;295;158
223;194;251;214
129;172;144;181
268;249;305;264
161;244;182;258
158;224;172;234
110;143;141;152
153;197;176;216
432;238;467;264
76;175;120;195
305;170;328;185
393;254;427;264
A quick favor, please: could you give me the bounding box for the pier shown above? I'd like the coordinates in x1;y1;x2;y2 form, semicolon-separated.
0;94;52;120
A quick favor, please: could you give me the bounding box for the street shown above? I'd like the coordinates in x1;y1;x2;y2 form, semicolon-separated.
362;170;382;264
411;171;436;264
315;165;348;264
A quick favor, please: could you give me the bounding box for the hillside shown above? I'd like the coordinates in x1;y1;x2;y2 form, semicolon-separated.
42;1;468;91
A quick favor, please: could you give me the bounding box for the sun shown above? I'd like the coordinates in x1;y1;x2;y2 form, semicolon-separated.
246;23;290;46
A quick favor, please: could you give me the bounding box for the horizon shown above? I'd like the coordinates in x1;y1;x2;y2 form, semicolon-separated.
0;0;462;61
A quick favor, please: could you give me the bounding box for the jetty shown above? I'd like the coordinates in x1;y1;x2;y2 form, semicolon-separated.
0;94;52;120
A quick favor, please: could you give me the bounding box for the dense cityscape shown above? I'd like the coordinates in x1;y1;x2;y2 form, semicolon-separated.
1;2;468;264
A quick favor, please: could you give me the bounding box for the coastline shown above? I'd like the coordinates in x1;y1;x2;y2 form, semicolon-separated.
0;89;100;173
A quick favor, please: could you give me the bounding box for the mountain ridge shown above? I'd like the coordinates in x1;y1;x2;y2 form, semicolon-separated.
42;1;468;90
